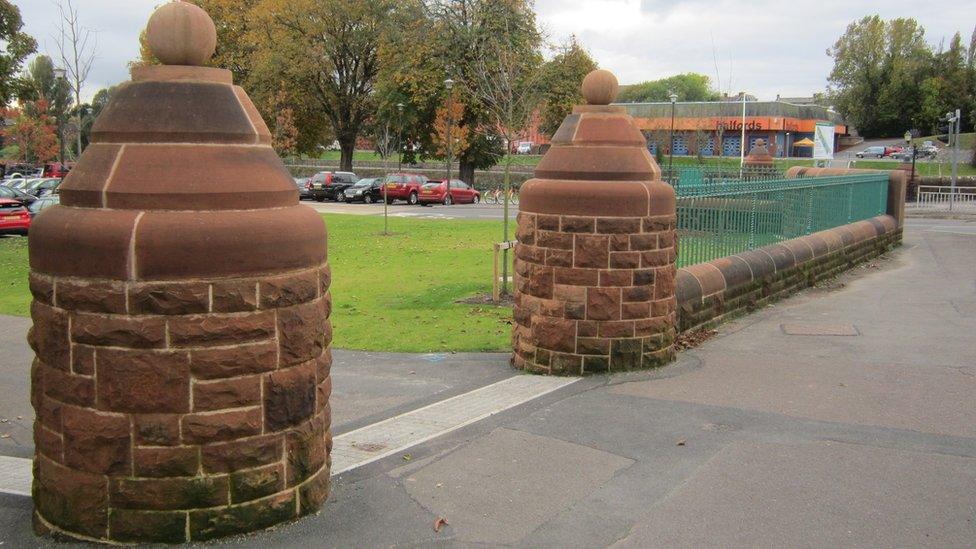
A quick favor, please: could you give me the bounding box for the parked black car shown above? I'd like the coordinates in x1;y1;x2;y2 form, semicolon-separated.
294;177;312;200
0;185;37;205
343;178;383;203
308;171;358;202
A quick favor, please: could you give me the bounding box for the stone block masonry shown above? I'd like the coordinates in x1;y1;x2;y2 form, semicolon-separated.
29;268;333;544
514;212;677;375
27;2;332;543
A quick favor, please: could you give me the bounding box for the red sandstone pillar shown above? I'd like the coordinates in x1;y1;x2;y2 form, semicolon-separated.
27;2;332;543
743;138;777;179
513;70;678;376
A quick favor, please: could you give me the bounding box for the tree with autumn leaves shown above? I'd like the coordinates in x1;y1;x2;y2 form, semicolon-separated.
2;99;59;164
166;0;596;181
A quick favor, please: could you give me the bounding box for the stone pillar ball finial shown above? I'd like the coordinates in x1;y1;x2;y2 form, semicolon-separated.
581;69;619;106
145;0;217;66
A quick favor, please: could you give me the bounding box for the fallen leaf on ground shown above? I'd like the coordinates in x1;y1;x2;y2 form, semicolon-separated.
402;454;412;461
434;517;449;533
675;329;718;351
676;439;687;446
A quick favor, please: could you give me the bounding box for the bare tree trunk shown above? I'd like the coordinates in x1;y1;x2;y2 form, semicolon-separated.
459;161;476;185
339;138;355;172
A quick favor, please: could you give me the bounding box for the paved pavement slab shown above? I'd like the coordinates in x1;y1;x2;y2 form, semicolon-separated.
2;218;975;547
613;440;976;548
401;428;633;545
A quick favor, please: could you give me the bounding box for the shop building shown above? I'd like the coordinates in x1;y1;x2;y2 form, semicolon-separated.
616;100;850;158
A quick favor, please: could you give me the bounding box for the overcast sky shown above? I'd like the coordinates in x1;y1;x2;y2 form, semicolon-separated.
17;0;976;102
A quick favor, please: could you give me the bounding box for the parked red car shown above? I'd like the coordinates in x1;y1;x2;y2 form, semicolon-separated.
0;198;31;235
43;162;72;178
883;146;904;158
418;179;481;205
382;173;428;205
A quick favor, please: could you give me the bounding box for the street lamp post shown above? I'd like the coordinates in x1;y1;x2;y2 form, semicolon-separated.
904;131;917;185
444;78;455;203
54;68;67;168
946;109;961;212
739;91;747;177
396;103;405;173
668;92;678;184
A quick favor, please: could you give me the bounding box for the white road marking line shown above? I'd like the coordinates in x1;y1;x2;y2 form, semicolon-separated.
331;375;578;475
0;455;31;496
0;375;578;496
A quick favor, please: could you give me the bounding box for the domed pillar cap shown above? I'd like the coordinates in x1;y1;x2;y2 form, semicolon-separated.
581;69;620;106
145;0;217;66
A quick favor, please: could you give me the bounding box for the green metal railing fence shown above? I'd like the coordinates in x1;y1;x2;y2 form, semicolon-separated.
676;172;889;268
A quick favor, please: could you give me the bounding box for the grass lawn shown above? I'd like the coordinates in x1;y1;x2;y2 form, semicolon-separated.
854;160;976;177
0;215;517;353
0;236;29;317
914;133;975;150
325;214;514;352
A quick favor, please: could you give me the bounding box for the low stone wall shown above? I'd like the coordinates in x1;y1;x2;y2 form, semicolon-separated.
676;215;902;333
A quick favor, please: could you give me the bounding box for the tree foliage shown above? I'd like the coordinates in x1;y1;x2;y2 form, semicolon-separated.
617;73;721;103
430;93;470;159
0;0;37;105
538;36;597;136
828;17;976;137
378;0;541;182
248;0;406;171
160;0;569;178
2;100;59;163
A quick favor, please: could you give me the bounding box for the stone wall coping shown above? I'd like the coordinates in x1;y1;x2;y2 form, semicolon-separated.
677;214;899;307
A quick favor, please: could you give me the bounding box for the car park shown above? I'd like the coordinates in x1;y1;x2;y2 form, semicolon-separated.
0;185;37;205
0;198;31;235
418;179;481;205
28;195;60;218
343;178;383;203
5;178;28;190
382;173;428;205
919;143;939;157
22;178;62;197
294;177;312;200
856;146;886;159
308;171;358;202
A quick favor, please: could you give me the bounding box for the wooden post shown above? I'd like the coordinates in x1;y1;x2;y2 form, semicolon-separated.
493;241;517;303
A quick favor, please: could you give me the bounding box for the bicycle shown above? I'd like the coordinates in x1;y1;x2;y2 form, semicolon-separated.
484;188;519;206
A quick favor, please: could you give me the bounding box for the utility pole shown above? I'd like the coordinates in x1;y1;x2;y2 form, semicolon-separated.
445;78;455;203
396;103;404;173
947;109;960;212
54;67;68;168
668;92;678;184
904;131;917;184
739;92;747;178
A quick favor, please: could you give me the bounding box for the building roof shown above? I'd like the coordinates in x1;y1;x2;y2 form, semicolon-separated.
613;100;846;126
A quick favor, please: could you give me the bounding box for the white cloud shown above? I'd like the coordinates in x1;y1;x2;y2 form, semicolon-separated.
18;0;158;101
13;0;976;102
536;0;976;99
